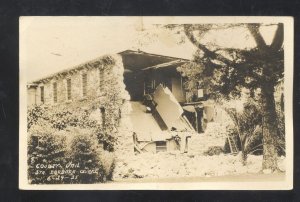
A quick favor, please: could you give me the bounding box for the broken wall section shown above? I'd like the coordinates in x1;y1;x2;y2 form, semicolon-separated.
153;85;194;132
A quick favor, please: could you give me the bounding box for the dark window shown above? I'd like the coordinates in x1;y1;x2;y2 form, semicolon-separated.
145;77;155;94
67;78;72;100
53;82;57;103
156;141;167;153
99;69;104;91
40;86;44;103
100;107;105;127
82;73;87;97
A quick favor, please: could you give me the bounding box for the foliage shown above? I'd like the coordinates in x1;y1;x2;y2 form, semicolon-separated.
27;105;98;131
203;146;224;156
27;54;128;183
68;131;105;183
168;23;284;170
27;127;116;184
27;132;68;184
178;47;283;102
98;150;116;181
225;100;263;164
96;129;116;152
27;103;117;150
225;99;285;164
27;100;120;183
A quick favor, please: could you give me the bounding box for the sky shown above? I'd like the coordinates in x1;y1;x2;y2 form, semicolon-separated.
20;17;277;82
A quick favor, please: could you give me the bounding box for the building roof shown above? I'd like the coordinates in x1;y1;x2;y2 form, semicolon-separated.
28;50;189;85
118;50;189;72
29;54;117;84
142;59;187;71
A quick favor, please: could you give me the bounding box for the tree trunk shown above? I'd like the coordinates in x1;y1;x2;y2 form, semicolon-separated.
261;85;278;171
241;150;248;166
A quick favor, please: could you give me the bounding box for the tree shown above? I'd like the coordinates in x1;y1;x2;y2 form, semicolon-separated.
166;23;283;171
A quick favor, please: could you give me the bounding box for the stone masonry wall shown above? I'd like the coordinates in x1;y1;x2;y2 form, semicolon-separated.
29;54;134;161
34;64;103;106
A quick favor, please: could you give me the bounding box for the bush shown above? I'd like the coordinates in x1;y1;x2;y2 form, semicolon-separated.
225;99;263;164
28;132;67;184
98;150;116;181
203;146;224;156
28;126;117;184
28;104;116;151
225;98;285;164
27;105;98;131
96;130;116;152
27;98;122;184
68;131;105;183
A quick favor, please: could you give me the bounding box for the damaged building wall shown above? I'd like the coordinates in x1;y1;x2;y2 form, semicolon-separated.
128;86;193;154
153;85;193;131
27;50;201;159
27;54;134;160
143;69;186;103
153;85;183;129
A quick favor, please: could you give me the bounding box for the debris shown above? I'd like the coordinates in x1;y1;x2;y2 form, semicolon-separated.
263;169;272;174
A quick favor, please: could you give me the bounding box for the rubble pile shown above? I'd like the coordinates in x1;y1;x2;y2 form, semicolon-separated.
188;122;229;155
113;121;286;181
113;151;285;180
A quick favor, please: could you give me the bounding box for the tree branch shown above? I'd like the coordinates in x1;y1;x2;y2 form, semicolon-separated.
270;23;284;51
247;24;267;50
183;24;233;66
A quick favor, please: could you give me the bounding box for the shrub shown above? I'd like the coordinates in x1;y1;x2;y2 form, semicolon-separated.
27;132;67;184
225;99;263;165
96;129;116;152
28;104;116;151
28;127;117;184
27;105;46;130
27;96;122;183
225;98;285;164
98;150;116;181
203;146;224;156
68;130;105;183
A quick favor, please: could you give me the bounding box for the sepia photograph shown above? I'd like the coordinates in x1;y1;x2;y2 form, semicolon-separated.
19;16;293;190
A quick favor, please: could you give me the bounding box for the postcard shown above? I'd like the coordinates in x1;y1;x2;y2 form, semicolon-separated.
19;16;293;190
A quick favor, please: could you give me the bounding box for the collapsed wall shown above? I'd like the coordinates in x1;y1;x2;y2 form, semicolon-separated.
94;54;135;160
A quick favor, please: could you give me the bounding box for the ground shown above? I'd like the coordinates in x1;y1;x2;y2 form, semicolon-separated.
113;122;286;182
114;172;285;183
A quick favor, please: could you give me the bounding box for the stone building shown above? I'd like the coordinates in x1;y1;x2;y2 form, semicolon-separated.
27;54;124;107
27;50;217;154
27;53;134;158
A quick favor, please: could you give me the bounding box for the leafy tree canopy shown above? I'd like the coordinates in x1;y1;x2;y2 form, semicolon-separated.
159;23;284;101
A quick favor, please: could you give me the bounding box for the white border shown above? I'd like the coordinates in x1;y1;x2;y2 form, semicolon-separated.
19;16;294;190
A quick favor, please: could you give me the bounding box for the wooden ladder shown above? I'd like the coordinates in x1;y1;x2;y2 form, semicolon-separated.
227;134;238;155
